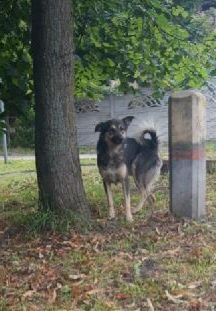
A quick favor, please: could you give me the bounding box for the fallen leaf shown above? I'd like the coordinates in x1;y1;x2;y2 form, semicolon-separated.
115;293;129;300
86;288;103;296
93;241;100;252
28;304;40;311
211;279;216;288
155;227;160;236
147;298;155;311
22;290;36;300
190;247;203;258
187;281;202;289
188;298;204;311
68;273;86;281
39;252;44;259
164;247;181;257
57;282;62;289
48;289;57;304
172;289;196;299
165;290;184;304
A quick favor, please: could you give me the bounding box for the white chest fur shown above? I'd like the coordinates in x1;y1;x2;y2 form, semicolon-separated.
100;164;127;184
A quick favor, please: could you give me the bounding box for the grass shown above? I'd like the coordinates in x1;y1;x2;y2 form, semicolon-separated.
0;159;35;174
0;145;96;156
0;159;216;310
1;140;216;158
0;146;35;156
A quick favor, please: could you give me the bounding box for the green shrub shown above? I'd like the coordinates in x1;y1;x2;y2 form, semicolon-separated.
11;107;35;148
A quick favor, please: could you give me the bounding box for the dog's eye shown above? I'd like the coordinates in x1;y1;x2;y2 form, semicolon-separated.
109;128;115;134
119;126;125;132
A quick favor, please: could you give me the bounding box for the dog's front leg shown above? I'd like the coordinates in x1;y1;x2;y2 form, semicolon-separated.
122;178;133;222
103;181;115;219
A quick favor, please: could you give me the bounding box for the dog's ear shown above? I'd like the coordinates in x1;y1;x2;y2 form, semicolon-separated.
122;116;134;129
95;122;105;132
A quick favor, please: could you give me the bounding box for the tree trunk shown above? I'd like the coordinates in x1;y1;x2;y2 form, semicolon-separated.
31;0;89;216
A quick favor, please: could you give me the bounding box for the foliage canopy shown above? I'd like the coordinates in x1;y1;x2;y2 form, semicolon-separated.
74;0;216;98
0;0;216;114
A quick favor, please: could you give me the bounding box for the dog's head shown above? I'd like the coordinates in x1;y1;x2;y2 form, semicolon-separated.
95;116;134;145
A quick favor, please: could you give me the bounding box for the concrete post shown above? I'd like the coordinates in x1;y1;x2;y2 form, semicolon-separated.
168;90;206;219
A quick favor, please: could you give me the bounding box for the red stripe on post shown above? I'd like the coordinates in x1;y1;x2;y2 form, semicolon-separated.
172;145;205;160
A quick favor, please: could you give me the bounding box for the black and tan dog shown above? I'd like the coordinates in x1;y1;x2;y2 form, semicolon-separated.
95;117;162;222
131;129;162;213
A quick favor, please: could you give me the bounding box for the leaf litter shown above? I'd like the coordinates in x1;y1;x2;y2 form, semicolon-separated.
1;209;216;311
0;170;216;310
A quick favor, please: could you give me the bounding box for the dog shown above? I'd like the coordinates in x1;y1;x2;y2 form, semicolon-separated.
95;117;162;221
131;129;163;213
95;116;136;222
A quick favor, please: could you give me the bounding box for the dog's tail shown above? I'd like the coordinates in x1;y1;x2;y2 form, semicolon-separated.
133;127;160;151
141;129;159;150
129;119;160;151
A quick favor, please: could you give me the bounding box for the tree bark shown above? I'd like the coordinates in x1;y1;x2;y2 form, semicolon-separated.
31;0;89;216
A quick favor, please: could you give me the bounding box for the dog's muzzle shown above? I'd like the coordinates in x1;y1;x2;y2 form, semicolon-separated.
112;135;124;144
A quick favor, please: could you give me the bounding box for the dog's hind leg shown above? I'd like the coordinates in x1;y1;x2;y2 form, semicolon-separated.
122;178;133;222
133;187;148;214
103;181;115;219
148;193;156;204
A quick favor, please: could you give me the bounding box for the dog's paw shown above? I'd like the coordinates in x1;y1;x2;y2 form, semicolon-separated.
132;205;145;214
108;210;116;220
126;213;133;222
132;207;140;214
148;194;156;204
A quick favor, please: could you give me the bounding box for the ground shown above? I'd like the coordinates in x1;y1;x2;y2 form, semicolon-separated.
0;159;216;311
